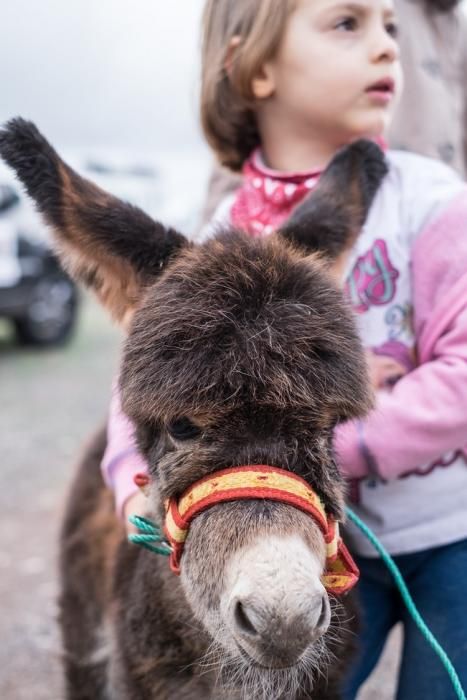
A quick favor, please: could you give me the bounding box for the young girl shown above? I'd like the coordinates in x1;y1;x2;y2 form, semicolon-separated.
201;0;467;225
102;1;467;697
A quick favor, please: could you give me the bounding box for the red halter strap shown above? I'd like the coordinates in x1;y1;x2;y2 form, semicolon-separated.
158;465;359;595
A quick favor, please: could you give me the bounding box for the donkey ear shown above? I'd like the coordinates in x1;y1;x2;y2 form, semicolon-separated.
0;118;189;323
278;140;387;265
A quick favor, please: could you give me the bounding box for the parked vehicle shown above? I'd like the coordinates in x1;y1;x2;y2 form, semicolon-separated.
0;179;79;346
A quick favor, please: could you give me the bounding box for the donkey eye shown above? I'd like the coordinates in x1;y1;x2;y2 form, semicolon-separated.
167;417;202;441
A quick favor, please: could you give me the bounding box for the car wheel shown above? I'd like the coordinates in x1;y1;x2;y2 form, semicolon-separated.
14;273;79;346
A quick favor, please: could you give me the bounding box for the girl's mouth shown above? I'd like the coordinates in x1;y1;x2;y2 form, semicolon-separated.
365;78;395;104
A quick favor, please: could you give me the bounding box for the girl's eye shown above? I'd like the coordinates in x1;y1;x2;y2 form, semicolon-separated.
386;22;398;39
335;16;358;32
167;417;202;441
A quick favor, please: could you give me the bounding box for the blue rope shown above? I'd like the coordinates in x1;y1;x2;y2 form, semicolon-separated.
346;507;466;700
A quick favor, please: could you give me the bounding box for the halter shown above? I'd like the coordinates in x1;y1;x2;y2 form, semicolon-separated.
132;465;359;596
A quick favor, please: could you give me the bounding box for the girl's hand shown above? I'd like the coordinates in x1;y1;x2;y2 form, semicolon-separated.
366;351;408;390
123;491;149;535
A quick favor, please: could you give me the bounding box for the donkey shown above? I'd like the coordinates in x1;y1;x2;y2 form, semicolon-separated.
0;118;387;700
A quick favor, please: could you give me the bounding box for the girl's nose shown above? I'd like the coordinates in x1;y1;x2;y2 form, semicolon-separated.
372;27;399;64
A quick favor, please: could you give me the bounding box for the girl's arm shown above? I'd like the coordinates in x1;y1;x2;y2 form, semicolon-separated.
335;191;467;481
101;382;148;517
335;304;467;480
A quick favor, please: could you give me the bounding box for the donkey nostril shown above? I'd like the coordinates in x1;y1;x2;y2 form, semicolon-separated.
234;601;259;637
316;595;330;630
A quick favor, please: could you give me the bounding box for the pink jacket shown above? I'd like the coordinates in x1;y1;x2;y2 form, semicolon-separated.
334;192;467;480
102;386;145;517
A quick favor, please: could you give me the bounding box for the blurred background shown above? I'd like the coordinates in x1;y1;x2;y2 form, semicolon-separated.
0;4;210;698
1;2;465;698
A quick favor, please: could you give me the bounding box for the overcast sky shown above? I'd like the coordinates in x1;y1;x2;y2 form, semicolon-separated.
0;0;206;155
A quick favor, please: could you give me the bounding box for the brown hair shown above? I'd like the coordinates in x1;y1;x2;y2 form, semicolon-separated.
200;0;296;171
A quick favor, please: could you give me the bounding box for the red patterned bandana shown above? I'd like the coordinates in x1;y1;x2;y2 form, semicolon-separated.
230;149;320;237
230;139;387;237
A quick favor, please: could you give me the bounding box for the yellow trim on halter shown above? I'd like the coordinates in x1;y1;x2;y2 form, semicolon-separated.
177;467;327;523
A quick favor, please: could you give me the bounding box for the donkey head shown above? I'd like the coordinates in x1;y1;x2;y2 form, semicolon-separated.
0;119;386;693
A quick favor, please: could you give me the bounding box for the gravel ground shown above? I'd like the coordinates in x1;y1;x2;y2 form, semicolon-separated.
0;296;399;699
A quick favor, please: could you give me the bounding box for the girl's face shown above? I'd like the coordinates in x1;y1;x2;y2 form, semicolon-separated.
256;0;402;145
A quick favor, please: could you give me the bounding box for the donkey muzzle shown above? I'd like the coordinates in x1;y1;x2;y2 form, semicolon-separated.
224;534;331;667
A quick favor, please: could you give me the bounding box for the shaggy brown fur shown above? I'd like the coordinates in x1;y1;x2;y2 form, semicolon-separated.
0;119;388;699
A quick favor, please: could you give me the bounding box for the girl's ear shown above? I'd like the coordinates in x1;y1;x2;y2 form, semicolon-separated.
0;118;189;324
250;49;276;100
251;64;275;100
278;140;388;267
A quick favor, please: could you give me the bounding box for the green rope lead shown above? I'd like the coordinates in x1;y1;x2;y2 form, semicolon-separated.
346;507;466;700
128;515;172;556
